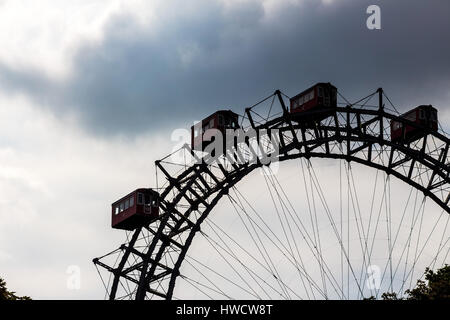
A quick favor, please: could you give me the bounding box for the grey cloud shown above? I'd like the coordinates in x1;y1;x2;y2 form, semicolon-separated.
1;0;449;136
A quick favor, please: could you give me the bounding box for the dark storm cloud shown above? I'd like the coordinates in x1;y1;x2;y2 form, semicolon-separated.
1;0;449;136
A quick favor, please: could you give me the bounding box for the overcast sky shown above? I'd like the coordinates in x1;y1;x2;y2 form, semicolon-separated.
0;0;449;299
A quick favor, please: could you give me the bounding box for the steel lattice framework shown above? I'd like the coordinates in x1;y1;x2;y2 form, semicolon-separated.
93;88;450;300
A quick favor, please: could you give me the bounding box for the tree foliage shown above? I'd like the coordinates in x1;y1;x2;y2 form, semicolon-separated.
0;277;31;300
404;265;450;300
373;265;450;300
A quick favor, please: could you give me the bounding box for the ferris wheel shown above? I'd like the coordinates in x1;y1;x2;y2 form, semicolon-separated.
93;83;449;300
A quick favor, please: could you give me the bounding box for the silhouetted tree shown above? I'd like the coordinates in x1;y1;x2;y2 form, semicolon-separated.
404;265;450;300
366;265;450;300
0;277;31;300
381;291;399;300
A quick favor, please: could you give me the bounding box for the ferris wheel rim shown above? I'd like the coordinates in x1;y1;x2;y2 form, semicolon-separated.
95;89;450;300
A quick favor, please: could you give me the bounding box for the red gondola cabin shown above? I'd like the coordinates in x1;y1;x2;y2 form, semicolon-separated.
191;110;240;151
111;188;159;230
290;83;337;124
390;105;438;144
